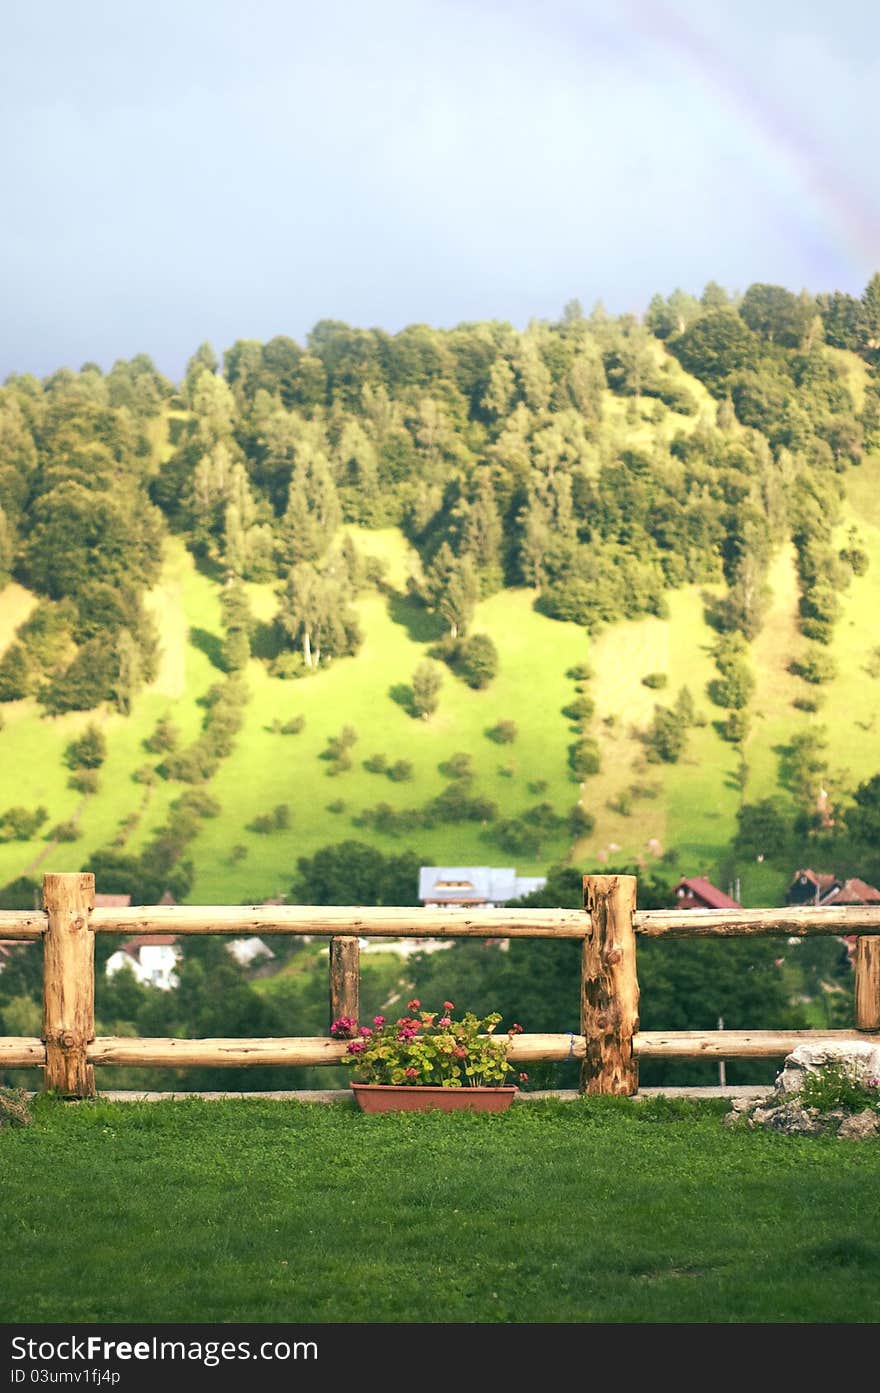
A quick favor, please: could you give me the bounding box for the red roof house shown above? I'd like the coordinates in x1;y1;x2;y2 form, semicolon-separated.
673;876;742;911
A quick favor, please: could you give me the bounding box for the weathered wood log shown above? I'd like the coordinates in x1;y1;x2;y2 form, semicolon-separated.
0;910;47;939
85;1032;586;1068
329;936;360;1029
87;1036;351;1067
581;874;639;1095
42;873;96;1097
854;937;880;1032
633;905;880;937
88;904;591;937
633;1029;878;1058
0;1037;46;1066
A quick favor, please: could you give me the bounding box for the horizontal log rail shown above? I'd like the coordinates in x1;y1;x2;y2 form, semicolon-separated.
0;1037;46;1066
633;1029;878;1058
8;1028;879;1071
86;1032;586;1068
0;910;46;940
632;905;880;937
4;902;880;940
87;904;591;937
1;873;878;1097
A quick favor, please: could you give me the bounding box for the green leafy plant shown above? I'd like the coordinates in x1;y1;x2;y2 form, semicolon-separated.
798;1062;880;1115
332;1000;526;1089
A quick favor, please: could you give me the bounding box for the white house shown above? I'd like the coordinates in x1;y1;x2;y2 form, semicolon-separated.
418;866;547;908
105;936;182;991
226;937;275;968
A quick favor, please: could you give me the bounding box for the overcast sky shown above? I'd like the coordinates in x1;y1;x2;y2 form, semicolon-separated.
3;0;878;381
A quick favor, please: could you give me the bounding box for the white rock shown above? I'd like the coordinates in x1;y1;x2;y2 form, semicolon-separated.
837;1109;880;1140
775;1041;880;1096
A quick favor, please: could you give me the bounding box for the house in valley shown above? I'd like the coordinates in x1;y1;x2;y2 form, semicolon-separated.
419;866;547;908
786;868;880;908
105;935;182;991
672;876;742;911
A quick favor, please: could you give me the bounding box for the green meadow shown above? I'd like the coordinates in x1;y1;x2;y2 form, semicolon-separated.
2;361;880;908
2;1097;880;1324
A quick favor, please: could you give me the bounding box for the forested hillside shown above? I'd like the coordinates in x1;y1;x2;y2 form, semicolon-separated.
2;276;880;916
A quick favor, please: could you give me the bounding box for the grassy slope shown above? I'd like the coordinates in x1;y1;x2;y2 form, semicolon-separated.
3;363;880;907
2;1097;879;1323
0;540;220;888
189;539;589;901
574;583;739;888
0;532;589;899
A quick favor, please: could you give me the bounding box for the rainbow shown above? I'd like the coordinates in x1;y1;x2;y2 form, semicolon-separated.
553;0;879;286
630;0;878;280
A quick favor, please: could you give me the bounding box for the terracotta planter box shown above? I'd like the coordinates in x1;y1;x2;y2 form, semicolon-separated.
351;1084;517;1114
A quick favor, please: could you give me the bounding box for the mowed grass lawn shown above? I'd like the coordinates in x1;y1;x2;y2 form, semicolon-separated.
2;1098;880;1324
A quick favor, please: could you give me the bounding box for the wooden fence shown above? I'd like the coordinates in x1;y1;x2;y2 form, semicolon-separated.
1;871;878;1097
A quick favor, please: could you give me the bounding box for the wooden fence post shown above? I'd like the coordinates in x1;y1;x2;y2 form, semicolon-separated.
42;872;96;1098
329;935;360;1030
854;936;880;1032
581;874;639;1095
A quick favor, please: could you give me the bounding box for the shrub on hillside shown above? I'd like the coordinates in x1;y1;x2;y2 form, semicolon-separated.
0;643;33;702
568;736;601;779
411;659;444;717
799;615;835;644
641;672;668;690
69;768;100;795
364;753;389;774
721;710;751;743
46;820;80;843
65;725;107;770
387;759;414;783
247;804;291;834
569;805;595;836
790;649;838;685
0;807;48;842
172;790;221;819
457;633;498;689
268;651;308;680
561;695;596;722
792;693;824;713
839;544;869;577
494;818;542;857
566;663;594;682
144;715;180;754
438;752;474;781
437;633;499;689
486;720;518;744
280;715;306;734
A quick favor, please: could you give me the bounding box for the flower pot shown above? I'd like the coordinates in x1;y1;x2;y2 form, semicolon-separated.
351;1084;517;1114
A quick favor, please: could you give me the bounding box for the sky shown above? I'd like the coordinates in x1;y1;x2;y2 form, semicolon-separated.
3;0;879;382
